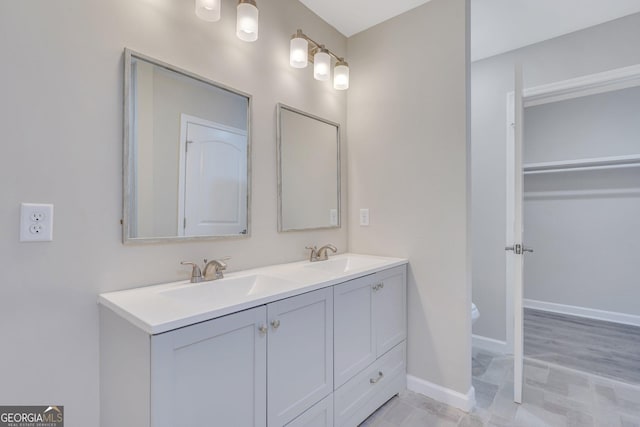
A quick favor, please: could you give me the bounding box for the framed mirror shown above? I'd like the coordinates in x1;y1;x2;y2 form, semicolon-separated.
123;49;251;243
277;104;340;232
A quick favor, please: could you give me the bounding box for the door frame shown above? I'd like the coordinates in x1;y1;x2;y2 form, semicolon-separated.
504;64;640;360
177;114;248;236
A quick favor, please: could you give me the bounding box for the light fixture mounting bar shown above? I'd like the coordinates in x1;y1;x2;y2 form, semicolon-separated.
294;29;345;63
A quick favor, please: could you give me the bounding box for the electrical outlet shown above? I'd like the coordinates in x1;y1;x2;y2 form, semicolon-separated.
359;208;370;226
31;211;45;222
20;203;54;242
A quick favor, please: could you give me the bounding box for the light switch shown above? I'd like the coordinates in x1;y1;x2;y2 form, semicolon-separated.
359;208;369;226
329;209;338;226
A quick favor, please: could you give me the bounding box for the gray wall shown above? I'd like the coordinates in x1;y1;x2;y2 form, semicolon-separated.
0;0;347;424
472;13;640;341
523;88;640;315
348;0;472;395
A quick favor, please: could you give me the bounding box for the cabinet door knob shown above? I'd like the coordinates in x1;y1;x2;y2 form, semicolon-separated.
373;283;384;291
271;319;281;329
370;371;384;384
258;325;268;335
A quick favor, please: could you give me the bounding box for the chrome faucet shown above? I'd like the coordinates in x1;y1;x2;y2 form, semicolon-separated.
180;257;229;283
305;244;337;262
203;258;228;281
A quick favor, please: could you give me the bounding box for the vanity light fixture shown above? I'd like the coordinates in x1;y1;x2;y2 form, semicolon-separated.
194;0;259;42
290;29;350;90
236;0;259;42
195;0;221;22
314;47;331;81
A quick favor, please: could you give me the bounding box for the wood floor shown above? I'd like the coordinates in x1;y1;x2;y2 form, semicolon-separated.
524;308;640;385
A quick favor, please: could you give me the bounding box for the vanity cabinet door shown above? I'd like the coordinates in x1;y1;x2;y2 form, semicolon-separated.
267;287;333;427
151;306;267;427
334;275;376;388
373;266;407;357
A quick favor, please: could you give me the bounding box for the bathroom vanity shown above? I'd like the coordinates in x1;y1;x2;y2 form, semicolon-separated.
99;254;407;427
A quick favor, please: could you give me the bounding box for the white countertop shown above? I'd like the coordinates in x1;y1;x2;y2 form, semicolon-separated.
98;253;407;334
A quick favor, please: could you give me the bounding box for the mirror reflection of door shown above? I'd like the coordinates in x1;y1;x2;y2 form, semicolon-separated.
178;115;248;236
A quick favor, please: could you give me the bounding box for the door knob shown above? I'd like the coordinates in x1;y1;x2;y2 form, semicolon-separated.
271;319;280;329
258;325;268;335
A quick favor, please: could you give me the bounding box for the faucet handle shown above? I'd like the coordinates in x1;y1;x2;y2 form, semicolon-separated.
305;246;318;262
180;261;202;283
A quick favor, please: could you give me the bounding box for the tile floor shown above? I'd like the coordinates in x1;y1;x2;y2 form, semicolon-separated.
359;350;640;427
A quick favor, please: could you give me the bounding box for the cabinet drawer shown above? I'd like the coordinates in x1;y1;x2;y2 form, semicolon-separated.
285;394;333;427
334;343;406;427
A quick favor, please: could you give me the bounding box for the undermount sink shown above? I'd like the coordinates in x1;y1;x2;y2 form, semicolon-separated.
160;274;295;305
304;255;381;275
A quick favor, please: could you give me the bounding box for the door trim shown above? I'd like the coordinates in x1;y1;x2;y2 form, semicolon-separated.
504;63;640;401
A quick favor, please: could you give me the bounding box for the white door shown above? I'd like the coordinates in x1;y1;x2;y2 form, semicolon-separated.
506;65;533;404
151;306;267;427
179;115;247;236
267;287;333;427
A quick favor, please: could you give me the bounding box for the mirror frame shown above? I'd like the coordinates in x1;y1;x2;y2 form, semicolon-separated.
122;48;252;244
276;103;341;232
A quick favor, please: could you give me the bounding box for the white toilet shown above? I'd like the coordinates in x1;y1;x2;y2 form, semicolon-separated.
471;302;480;324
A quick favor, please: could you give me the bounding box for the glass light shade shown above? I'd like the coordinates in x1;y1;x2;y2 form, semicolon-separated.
195;0;221;22
290;37;308;68
236;2;259;42
314;50;331;81
333;62;349;90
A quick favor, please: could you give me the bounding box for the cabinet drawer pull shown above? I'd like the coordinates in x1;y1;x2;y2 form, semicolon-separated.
370;371;384;384
271;319;281;329
258;325;268;335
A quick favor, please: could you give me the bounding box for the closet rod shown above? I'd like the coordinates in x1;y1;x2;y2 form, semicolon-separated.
524;154;640;174
524;162;640;175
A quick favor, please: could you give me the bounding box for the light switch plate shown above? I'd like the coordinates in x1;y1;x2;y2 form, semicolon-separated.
20;203;54;242
329;209;338;226
359;208;370;226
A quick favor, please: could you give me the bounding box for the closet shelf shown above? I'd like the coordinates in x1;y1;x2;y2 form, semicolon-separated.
523;154;640;175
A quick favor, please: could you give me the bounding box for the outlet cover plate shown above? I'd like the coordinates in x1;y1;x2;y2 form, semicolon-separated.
20;203;54;242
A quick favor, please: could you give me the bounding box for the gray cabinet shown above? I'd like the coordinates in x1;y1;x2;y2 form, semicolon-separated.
151;307;267;427
100;265;406;427
333;265;407;427
268;288;333;426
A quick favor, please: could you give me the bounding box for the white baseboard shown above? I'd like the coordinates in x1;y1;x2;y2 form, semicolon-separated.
524;299;640;327
472;334;508;354
406;375;475;412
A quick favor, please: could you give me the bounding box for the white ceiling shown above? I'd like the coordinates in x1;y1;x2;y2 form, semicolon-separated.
299;0;640;62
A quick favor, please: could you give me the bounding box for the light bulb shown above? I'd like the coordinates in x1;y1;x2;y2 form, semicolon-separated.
314;49;330;81
290;35;308;68
195;0;221;22
237;0;259;42
333;61;349;90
